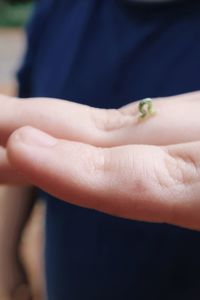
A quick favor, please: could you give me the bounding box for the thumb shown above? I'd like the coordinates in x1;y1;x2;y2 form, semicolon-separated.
7;126;200;231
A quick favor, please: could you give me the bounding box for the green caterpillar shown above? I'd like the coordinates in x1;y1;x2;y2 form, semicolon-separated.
138;98;156;119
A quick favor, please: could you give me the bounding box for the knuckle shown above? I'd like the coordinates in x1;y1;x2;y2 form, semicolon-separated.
89;148;106;175
165;150;200;187
86;148;115;187
91;108;131;132
79;146;107;183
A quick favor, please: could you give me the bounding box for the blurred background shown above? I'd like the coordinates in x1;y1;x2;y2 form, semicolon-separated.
0;1;44;299
0;0;31;93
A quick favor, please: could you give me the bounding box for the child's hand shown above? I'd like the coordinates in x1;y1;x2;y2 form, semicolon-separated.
2;91;200;231
1;91;200;184
1;91;200;148
6;125;200;231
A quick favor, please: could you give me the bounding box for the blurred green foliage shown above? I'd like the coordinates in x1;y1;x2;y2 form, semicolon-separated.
0;0;32;27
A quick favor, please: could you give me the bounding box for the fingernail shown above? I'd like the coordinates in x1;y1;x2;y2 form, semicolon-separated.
15;126;57;147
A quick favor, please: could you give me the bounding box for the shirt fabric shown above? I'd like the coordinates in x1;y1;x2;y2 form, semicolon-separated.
18;1;200;299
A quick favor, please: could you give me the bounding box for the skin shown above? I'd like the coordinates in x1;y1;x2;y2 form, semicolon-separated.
0;186;33;300
1;92;200;231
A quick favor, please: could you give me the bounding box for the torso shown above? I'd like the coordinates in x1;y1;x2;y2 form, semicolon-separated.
19;1;200;299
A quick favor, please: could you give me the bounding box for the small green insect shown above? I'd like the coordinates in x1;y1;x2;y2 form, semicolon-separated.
138;98;156;120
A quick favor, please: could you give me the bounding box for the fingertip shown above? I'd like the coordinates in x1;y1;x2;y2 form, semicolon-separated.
8;126;57;147
6;127;29;171
7;126;57;170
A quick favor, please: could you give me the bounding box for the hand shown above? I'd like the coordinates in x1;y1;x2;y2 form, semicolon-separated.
0;186;34;300
0;253;31;300
1;92;200;148
1;91;200;230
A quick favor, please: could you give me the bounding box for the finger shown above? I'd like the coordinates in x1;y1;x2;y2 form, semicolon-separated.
0;95;134;147
119;91;200;145
0;146;27;184
7;126;200;230
1;92;200;148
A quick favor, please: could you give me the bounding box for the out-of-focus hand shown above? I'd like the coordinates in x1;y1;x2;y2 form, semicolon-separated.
0;186;34;300
0;253;31;300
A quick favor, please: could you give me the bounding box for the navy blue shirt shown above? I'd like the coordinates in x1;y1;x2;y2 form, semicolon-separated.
18;1;200;299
